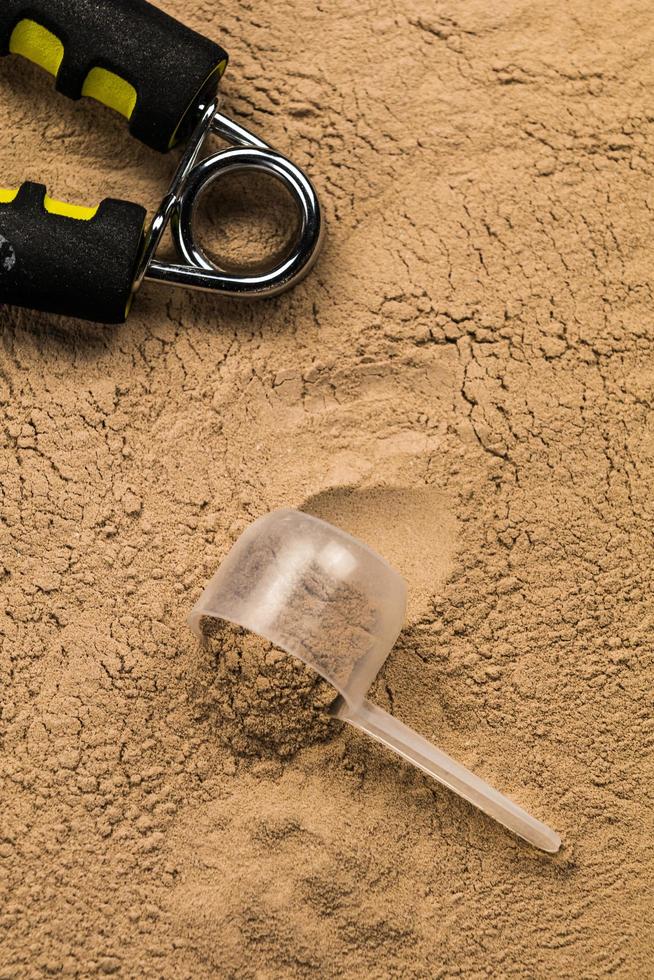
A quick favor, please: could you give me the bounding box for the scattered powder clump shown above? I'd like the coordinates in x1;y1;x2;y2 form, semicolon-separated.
196;619;337;757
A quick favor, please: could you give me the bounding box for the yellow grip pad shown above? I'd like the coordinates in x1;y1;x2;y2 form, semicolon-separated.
0;186;97;220
44;196;98;221
9;19;64;76
8;18;137;121
81;67;137;120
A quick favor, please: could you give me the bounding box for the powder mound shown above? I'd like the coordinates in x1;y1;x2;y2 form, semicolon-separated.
198;619;338;757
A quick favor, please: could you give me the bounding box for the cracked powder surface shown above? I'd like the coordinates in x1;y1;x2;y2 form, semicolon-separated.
1;0;653;977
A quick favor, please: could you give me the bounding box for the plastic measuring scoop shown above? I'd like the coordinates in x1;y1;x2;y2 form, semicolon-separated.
188;509;561;853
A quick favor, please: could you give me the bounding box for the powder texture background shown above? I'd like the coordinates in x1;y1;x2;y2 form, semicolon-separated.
1;1;653;977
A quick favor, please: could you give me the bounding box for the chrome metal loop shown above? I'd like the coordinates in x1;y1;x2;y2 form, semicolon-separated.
138;99;323;299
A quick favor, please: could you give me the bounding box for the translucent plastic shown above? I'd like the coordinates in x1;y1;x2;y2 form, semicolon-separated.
189;509;560;853
335;699;560;852
189;509;408;706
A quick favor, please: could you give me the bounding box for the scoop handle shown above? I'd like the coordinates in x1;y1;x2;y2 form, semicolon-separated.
336;698;561;853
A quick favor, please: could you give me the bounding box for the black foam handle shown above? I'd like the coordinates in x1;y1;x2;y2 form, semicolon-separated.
0;183;146;323
0;1;228;152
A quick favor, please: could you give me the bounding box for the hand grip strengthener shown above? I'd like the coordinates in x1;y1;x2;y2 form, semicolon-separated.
0;1;323;323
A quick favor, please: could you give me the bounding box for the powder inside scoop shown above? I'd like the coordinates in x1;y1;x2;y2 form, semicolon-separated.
197;618;338;757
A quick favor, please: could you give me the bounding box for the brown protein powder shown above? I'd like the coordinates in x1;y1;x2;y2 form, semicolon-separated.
195;618;337;757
